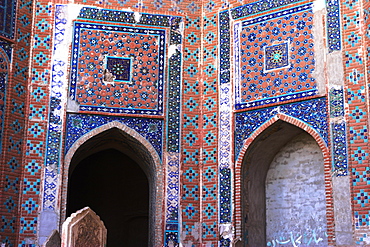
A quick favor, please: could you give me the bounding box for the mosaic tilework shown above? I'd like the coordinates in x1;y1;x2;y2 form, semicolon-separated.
328;87;348;176
326;0;342;52
235;4;317;109
0;0;17;39
70;22;165;115
1;0;33;244
329;88;345;118
218;9;233;246
181;12;202;244
78;7;182;29
264;42;289;71
65;114;163;158
331;123;348;175
342;0;370;242
0;41;11;156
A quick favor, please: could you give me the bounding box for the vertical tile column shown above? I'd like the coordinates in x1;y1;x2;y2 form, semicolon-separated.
202;3;219;245
0;0;33;244
18;2;53;246
219;9;233;247
341;0;370;243
180;4;202;245
0;41;18;247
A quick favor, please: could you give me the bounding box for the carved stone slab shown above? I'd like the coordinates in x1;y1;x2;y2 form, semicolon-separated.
43;230;61;247
61;207;107;247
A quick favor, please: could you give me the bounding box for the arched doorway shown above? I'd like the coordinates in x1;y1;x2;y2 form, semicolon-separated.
240;120;328;246
63;124;163;246
67;148;149;246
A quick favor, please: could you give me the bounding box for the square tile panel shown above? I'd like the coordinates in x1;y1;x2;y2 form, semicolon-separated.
106;56;131;82
70;22;166;115
264;42;289;71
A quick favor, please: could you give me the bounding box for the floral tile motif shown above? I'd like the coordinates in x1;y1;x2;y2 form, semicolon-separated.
264;42;289;71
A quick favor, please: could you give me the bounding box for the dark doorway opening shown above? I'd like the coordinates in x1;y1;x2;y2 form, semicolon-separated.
67;148;149;246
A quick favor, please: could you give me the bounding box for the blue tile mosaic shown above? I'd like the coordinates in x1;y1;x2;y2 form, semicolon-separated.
78;7;182;30
331;122;348;176
202;222;217;238
235;98;329;159
327;0;342;52
203;184;217;200
19;217;37;234
329;88;345;118
4;196;16;212
231;0;307;19
0;0;17;39
220;168;231;223
235;5;318;110
167;49;182;153
352;166;370;186
4;176;18;194
1;216;16;233
264;43;289;71
183;203;197;219
65;114;163;158
42;7;183;245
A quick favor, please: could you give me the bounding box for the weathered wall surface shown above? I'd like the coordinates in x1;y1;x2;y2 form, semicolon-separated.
266;132;327;246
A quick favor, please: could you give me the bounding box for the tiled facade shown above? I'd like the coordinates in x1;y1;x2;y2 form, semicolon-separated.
0;0;369;246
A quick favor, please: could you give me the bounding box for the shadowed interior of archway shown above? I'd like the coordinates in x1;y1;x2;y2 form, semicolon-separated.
67;148;149;246
65;127;156;246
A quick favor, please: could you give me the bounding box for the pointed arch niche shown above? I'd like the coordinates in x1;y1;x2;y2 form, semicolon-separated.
234;114;332;246
61;121;164;246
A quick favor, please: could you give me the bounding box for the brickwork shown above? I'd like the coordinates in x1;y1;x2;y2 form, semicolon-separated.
0;0;33;244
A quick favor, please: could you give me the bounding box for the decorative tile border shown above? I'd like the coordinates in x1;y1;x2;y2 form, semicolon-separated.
235;97;329;160
326;0;342;52
0;40;12;154
78;7;182;29
331;122;348;175
0;0;17;39
65;114;163;158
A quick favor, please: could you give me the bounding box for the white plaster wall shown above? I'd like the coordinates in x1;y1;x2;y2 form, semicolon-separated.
265;133;327;246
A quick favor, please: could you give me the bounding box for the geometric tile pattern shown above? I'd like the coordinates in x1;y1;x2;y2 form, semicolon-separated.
264;42;289;71
342;0;370;242
235;5;317;109
65;114;163;158
331;122;348;176
329;88;345;118
326;0;342;52
71;22;165;115
0;0;17;39
217;2;345;241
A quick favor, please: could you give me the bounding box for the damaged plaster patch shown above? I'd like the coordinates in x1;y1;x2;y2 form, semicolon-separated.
327;51;344;86
220;223;234;241
311;8;326;95
168;45;180;58
134;12;141;23
313;0;326;12
67;97;80;112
